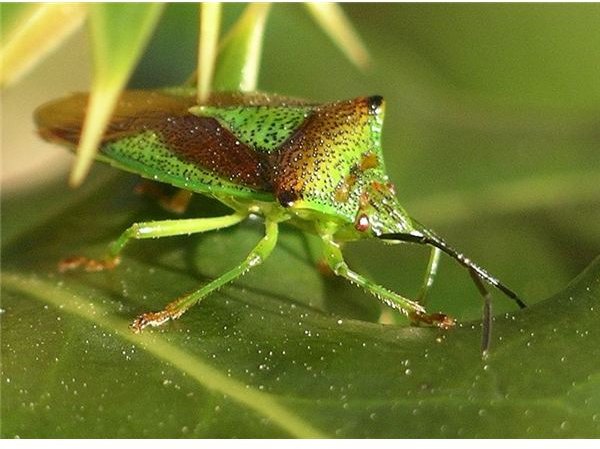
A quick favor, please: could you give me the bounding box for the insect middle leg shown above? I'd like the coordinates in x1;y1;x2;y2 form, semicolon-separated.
131;220;279;332
134;181;193;214
59;213;246;272
320;236;454;329
416;247;442;306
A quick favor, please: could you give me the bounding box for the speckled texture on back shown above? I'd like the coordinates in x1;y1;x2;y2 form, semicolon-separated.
36;91;407;231
273;96;389;221
35;91;275;199
193;104;314;153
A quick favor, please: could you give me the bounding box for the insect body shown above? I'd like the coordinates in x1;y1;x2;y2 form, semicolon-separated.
36;89;525;341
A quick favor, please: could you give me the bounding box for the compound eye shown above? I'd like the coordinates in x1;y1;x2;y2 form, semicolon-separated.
355;214;370;232
367;95;384;113
277;190;299;207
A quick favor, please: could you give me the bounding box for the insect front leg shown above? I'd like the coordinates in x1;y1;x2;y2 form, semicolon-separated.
416;247;442;305
131;220;280;332
320;236;454;329
59;213;246;272
468;269;494;355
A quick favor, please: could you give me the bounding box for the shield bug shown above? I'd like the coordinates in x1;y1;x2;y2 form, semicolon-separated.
35;89;526;348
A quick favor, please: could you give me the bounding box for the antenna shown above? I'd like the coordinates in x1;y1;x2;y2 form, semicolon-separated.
378;228;527;310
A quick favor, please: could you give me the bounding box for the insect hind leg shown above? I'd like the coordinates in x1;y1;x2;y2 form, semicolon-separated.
59;213;246;272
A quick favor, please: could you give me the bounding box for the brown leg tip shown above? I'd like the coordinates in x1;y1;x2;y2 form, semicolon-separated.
58;256;121;273
130;310;172;333
130;317;145;334
159;189;193;215
58;256;87;272
410;311;456;329
431;313;456;329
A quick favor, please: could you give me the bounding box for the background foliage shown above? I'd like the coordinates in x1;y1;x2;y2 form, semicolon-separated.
2;3;600;438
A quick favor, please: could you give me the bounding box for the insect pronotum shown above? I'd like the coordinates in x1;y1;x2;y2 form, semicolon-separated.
36;89;526;350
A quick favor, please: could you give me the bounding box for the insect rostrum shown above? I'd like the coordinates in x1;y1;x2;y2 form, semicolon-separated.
35;89;525;343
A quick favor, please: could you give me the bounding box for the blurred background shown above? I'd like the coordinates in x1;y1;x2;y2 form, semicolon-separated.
3;2;600;318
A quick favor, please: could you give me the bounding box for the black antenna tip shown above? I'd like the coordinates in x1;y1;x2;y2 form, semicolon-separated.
378;231;526;310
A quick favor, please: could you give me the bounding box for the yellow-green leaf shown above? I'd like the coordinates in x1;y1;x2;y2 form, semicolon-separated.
0;3;86;88
70;3;164;187
197;3;222;103
212;3;271;92
304;2;370;70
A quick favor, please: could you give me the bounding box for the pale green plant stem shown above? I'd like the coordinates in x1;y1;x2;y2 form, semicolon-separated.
197;3;221;103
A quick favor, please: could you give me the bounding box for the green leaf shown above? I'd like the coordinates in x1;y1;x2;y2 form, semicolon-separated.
2;170;599;438
195;3;370;97
70;3;164;187
212;3;271;92
197;3;222;102
304;3;370;70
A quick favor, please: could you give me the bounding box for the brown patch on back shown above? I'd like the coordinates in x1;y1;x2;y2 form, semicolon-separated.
273;97;375;204
35;90;273;191
156;114;271;190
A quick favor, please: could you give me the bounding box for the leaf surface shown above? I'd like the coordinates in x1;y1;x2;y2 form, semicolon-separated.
1;171;599;438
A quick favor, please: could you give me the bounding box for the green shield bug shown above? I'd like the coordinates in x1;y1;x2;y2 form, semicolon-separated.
35;89;526;349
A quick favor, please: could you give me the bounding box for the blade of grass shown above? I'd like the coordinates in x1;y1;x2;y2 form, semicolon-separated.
0;3;86;88
212;3;272;92
197;3;222;103
305;2;371;70
69;4;164;187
